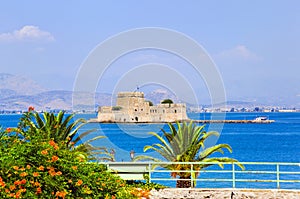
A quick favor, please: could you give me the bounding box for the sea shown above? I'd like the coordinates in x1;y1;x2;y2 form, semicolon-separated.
1;112;299;189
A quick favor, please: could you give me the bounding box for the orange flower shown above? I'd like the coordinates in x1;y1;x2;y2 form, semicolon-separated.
20;179;26;184
41;150;48;155
28;106;34;112
72;166;77;170
37;166;44;171
26;165;31;169
49;170;56;176
20;172;28;177
49;140;56;146
12;166;19;170
19;167;25;171
34;181;40;187
14;180;21;185
49;140;59;150
0;181;5;187
51;155;59;162
6;127;11;132
20;188;26;193
75;179;83;186
55;191;67;198
33;172;39;177
15;191;21;198
36;187;42;194
56;171;62;176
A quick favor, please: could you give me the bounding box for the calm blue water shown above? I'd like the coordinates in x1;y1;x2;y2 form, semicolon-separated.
1;112;299;189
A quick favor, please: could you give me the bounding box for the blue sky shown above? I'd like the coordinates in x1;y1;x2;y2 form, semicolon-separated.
0;1;299;106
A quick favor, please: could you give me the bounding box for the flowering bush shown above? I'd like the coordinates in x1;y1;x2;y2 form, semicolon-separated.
0;129;133;198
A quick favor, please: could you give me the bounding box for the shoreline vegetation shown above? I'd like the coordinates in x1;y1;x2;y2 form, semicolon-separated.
0;108;298;198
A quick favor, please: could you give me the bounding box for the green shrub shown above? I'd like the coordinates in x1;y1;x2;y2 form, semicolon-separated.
161;99;173;104
0;128;131;198
112;106;122;111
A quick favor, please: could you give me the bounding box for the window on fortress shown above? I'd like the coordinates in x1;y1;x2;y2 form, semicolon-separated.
141;109;143;111
175;110;177;113
135;109;137;111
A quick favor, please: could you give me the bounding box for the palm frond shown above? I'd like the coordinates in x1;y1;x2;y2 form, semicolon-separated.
198;144;233;161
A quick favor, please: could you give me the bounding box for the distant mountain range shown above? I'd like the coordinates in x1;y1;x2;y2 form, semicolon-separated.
0;73;108;111
0;73;46;95
145;89;178;104
0;73;280;112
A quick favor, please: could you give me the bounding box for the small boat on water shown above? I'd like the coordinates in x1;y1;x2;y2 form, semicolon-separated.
253;116;268;121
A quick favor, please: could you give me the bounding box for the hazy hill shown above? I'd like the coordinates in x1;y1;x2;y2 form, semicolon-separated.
1;90;112;111
0;73;113;111
0;73;46;95
145;89;178;104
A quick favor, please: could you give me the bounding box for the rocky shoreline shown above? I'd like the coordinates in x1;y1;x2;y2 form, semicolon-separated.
149;188;300;199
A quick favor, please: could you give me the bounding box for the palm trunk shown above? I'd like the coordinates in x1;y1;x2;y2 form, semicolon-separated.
176;176;191;188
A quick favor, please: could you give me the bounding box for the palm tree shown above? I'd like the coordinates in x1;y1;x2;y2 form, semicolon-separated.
17;110;111;161
134;121;244;188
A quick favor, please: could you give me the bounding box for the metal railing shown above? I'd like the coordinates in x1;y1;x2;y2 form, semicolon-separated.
104;162;300;189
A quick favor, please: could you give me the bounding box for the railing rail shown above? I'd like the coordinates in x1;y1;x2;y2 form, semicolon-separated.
103;161;300;189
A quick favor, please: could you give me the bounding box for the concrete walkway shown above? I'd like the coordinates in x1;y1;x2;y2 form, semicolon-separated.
149;188;300;199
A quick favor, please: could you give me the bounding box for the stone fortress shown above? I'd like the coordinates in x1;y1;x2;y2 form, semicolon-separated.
95;91;189;123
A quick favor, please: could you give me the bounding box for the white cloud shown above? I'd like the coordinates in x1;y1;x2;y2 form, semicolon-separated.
0;25;54;42
217;45;261;61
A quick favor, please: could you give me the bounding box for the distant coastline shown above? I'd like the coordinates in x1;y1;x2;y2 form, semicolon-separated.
0;109;299;115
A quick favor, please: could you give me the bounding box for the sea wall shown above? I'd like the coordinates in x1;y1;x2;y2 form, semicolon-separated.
149;188;300;199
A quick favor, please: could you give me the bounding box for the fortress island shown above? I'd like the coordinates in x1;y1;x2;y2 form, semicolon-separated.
92;91;189;123
89;91;274;124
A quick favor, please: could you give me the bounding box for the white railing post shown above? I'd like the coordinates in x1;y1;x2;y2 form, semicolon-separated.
191;163;194;188
232;162;236;188
148;162;151;183
276;163;280;189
